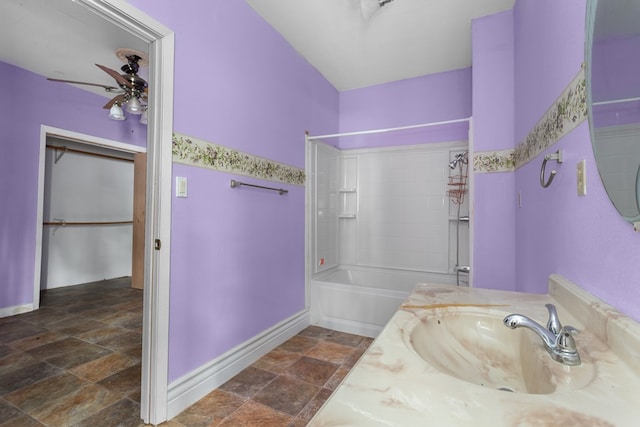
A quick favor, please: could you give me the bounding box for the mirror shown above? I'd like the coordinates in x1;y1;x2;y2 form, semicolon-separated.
586;0;640;223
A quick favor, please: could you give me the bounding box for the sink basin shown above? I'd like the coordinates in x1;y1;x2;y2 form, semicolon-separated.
406;310;593;394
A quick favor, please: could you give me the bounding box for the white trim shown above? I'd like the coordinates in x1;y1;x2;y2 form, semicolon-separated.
69;1;174;424
340;140;468;156
166;309;310;420
467;117;474;288
307;117;471;141
42;126;147;154
0;304;34;318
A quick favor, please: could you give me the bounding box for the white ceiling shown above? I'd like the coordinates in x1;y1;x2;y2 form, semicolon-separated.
0;0;147;99
246;0;516;91
0;0;516;97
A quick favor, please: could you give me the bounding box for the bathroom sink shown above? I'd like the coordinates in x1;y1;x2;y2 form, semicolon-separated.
407;310;593;394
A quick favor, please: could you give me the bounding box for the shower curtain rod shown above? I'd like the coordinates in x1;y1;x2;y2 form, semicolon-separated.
307;117;471;141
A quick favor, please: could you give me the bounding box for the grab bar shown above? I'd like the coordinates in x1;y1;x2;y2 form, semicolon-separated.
230;179;288;195
540;150;563;188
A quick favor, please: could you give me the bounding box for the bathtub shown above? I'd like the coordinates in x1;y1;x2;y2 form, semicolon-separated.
309;266;456;337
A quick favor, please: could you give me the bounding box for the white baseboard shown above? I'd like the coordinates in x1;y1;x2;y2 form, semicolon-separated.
0;303;34;318
167;309;310;419
311;315;381;339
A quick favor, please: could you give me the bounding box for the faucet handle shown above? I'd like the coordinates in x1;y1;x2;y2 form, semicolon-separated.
545;303;562;335
556;325;580;352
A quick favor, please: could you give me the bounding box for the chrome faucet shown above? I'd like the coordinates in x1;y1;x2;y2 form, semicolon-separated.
503;303;581;366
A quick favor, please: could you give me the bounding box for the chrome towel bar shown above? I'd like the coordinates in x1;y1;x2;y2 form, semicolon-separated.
230;179;288;195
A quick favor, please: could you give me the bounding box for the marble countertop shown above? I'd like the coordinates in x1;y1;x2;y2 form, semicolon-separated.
308;275;640;426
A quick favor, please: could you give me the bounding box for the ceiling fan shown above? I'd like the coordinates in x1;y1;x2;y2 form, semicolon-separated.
47;48;149;123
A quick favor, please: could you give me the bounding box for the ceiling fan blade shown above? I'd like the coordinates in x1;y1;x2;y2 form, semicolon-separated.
95;64;134;89
103;94;127;110
47;77;119;91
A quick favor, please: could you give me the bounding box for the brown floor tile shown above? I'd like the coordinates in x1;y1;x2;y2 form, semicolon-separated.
219;367;277;399
13;307;72;326
252;348;301;374
71;352;139;383
7;330;67;352
99;311;140;327
45;343;112;370
0;345;11;358
97;364;141;397
286;356;338;387
4;372;88;413
173;389;244;427
28;383;120;427
72;398;144;427
46;317;106;336
0;399;24;423
0;321;47;343
25;337;98;361
0;351;39;376
0;414;45;427
297;326;332;340
218;400;292;427
296;388;333;423
325;330;366;348
305;340;355;365
75;325;130;344
0;361;63;395
277;335;319;354
97;331;142;353
325;365;351;390
252;376;320;417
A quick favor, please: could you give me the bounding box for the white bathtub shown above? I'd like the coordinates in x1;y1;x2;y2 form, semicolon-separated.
309;266;456;337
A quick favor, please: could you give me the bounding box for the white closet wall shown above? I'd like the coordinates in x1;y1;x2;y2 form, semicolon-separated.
41;141;134;289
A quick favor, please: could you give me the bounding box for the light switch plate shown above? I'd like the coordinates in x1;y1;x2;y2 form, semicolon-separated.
577;160;587;196
176;176;188;198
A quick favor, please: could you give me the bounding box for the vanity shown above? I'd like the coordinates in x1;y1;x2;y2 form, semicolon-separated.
308;275;640;426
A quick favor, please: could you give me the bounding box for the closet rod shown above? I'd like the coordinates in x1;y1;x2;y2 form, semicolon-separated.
43;221;133;226
46;145;134;163
307;117;471;141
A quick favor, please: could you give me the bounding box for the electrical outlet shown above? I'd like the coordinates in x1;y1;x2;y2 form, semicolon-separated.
576;160;587;196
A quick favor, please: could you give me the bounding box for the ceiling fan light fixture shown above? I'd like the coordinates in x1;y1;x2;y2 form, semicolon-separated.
109;103;125;121
139;107;148;125
126;96;143;115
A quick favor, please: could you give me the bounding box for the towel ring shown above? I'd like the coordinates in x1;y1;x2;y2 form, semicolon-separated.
540;150;563;188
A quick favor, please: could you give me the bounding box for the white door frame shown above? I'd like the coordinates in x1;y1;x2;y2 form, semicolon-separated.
70;1;174;424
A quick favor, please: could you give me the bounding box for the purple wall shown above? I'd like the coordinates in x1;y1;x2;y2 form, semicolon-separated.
127;0;339;382
471;11;516;291
0;61;146;310
337;68;471;149
513;0;640;321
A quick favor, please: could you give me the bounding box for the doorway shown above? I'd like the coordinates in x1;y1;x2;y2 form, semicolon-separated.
40;135;144;291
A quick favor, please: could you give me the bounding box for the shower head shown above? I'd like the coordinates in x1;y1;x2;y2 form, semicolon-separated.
449;151;469;169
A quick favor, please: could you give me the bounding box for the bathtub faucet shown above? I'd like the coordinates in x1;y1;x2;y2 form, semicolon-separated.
503;303;581;366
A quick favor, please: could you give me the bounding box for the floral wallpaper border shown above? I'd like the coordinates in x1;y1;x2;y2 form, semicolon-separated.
474;149;515;173
514;67;588;169
172;132;305;186
474;67;587;174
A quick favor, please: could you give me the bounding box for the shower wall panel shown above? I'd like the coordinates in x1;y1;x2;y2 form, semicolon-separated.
339;144;454;273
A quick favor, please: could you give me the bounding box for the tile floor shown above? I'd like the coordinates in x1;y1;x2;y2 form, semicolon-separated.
0;279;373;427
